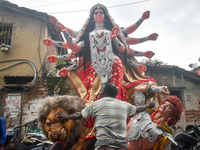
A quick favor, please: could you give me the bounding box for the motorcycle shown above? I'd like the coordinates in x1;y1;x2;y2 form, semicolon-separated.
171;116;200;150
5;119;53;150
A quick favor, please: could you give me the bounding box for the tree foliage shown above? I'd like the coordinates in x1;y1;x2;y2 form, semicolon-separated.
140;58;167;66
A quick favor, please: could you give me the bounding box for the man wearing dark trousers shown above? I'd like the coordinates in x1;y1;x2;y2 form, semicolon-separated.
57;82;155;150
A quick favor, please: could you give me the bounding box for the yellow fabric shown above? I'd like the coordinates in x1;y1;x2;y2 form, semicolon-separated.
86;75;102;106
68;70;88;100
157;119;173;135
153;136;168;150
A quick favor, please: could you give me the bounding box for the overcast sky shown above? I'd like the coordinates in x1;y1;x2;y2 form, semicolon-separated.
7;0;200;71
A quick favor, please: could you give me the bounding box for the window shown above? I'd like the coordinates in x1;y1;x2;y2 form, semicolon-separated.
4;76;34;90
170;90;182;100
4;76;34;84
0;24;13;45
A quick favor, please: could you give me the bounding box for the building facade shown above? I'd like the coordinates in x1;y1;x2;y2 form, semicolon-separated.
145;64;200;130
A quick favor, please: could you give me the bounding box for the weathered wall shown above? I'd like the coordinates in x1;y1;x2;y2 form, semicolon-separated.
0;7;48;84
1;76;78;127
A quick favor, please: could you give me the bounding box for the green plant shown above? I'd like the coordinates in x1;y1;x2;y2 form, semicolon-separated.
54;60;67;73
0;30;11;39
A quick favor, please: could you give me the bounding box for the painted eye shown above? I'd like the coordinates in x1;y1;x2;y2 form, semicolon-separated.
46;122;51;126
99;11;104;15
167;105;172;109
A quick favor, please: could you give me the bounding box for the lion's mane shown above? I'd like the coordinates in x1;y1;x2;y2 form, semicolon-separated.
38;95;85;145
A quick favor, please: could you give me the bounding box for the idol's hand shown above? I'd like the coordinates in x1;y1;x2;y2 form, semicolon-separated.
66;52;77;60
142;11;150;20
110;25;120;40
160;86;170;95
148;33;158;41
43;39;53;46
49;16;58;24
47;55;58;63
144;51;155;59
58;68;69;77
136;64;147;73
55;23;67;32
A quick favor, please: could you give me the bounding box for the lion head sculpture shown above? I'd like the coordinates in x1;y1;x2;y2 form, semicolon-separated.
38;95;85;149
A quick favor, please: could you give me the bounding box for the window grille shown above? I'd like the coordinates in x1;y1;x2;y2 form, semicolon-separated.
0;24;12;45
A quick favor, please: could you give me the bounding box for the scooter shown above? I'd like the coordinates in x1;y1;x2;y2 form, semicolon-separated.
171;116;200;150
5;119;53;150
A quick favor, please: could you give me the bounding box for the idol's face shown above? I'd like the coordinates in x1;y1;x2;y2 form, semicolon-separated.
93;8;105;24
158;101;174;118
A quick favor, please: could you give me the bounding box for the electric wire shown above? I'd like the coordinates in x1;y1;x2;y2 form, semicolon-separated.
0;59;37;91
29;0;82;8
31;0;150;14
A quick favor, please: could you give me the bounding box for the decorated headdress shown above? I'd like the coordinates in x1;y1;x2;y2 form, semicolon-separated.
90;3;108;16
